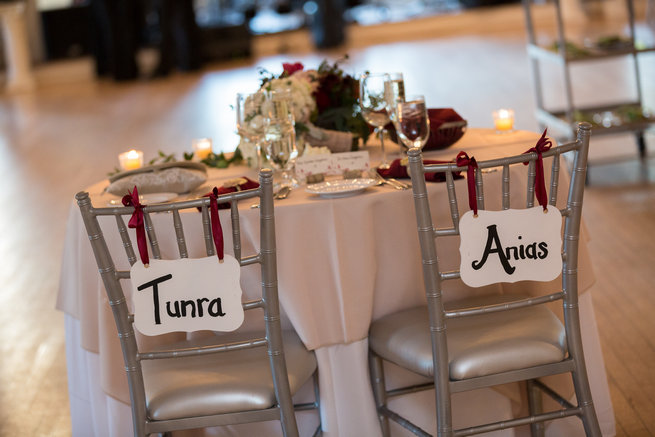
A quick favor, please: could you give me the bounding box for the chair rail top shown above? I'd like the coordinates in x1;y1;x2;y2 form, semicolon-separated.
407;122;591;171
75;168;274;216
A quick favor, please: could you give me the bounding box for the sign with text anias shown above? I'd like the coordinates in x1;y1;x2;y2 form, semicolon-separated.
130;256;245;336
459;205;563;287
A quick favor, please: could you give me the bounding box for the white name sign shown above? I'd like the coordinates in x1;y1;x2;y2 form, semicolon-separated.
295;151;370;180
130;255;244;336
459;205;563;287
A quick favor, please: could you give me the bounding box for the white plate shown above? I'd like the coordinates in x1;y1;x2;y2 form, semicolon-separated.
108;192;178;206
305;178;377;198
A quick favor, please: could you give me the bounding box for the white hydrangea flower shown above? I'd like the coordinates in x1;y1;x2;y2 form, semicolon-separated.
262;75;316;124
303;144;331;156
237;137;259;167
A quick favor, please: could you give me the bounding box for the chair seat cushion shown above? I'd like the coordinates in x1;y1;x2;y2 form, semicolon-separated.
142;330;317;421
369;295;567;380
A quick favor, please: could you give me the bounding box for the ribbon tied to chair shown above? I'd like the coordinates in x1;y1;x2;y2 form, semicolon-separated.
206;187;225;262
456;151;479;216
523;129;552;211
122;186;149;266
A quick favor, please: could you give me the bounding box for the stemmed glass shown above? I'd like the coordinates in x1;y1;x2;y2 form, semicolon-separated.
360;73;391;169
264;89;298;188
236;91;268;169
395;95;430;150
384;72;405;125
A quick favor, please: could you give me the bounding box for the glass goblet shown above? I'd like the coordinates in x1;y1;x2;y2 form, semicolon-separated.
395;95;430;150
236;91;268;169
384;72;405;125
264;89;298;188
360;72;391;169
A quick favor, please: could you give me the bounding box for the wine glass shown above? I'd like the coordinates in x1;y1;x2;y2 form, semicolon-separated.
360;73;391;169
395;95;430;150
264;89;298;188
384;72;405;125
236;91;268;169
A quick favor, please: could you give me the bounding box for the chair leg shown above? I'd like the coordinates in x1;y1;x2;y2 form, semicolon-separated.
369;351;391;437
571;368;603;437
566;307;603;437
526;379;545;437
312;370;323;435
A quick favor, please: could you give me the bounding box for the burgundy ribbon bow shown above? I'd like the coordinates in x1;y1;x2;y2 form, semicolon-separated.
207;187;224;261
122;186;149;266
456;151;479;216
523;129;553;211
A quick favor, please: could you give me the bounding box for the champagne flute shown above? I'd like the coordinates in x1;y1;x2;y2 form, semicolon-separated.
264;89;298;188
236;91;267;169
360;73;391;169
395;95;430;150
384;72;405;124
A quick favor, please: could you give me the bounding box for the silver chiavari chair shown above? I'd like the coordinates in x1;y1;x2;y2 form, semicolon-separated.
368;123;601;436
76;168;320;437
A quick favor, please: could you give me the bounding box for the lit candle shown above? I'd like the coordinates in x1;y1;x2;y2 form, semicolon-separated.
493;109;515;132
193;138;213;160
118;149;144;171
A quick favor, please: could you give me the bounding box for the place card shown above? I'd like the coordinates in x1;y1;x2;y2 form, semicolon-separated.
295;153;333;181
295;151;370;182
332;151;371;174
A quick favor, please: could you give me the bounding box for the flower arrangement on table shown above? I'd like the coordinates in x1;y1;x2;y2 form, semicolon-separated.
237;56;371;165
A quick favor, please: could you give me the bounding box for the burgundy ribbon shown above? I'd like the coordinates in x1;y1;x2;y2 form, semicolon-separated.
523;129;553;211
207;187;224;261
121;186;149;266
456;151;479;216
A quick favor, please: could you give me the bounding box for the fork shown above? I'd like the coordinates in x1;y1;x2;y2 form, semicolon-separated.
250;186;291;208
370;170;409;190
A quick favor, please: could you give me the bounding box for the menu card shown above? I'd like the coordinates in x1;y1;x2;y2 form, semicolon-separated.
295;151;370;181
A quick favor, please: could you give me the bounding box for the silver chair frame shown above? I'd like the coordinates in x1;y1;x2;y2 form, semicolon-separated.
76;169;320;437
369;123;601;436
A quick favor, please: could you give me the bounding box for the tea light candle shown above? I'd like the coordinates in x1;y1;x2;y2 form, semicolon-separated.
118;149;144;171
493;109;515;132
193;138;213;160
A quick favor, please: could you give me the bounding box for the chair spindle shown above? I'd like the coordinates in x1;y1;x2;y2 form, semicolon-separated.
526;159;536;208
201;205;215;256
172;210;188;259
502;164;510;210
143;211;161;260
115;214;137;266
230;200;242;262
549;150;561;207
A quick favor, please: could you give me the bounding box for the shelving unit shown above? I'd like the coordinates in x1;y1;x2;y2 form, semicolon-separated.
522;0;655;160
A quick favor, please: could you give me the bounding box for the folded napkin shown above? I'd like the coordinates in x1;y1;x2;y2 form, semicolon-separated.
385;108;465;150
203;177;260;209
428;108;463;128
107;163;207;195
377;158;463;183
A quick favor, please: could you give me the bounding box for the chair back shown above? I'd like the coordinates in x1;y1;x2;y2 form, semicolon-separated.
76;169;301;436
406;122;599;434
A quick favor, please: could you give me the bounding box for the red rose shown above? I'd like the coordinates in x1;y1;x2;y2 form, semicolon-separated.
282;62;304;75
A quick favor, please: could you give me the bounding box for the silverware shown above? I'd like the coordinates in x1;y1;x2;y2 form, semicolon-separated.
388;177;411;189
275;185;291;199
250;186;292;208
370;171;408;190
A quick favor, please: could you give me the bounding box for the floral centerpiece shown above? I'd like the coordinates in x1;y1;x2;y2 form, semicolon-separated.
238;56;371;164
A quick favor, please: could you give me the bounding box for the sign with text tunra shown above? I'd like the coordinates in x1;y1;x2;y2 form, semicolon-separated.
130;256;245;336
459;206;563;287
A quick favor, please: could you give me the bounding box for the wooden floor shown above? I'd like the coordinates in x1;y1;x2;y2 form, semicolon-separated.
0;0;654;435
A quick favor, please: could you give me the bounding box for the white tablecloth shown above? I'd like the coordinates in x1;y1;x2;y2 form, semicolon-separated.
57;129;616;436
